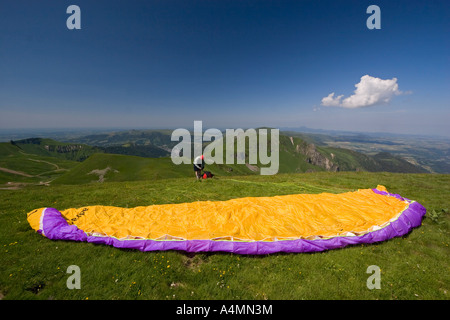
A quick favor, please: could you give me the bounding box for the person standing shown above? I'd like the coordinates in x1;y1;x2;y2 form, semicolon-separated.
193;155;205;180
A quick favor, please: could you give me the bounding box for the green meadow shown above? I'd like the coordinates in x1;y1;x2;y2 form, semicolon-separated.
0;171;448;300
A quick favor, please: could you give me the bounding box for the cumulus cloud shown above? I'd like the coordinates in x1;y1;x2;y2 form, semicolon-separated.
321;75;406;108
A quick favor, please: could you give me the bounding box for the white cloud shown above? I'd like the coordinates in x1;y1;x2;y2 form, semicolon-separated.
321;75;406;108
321;93;343;107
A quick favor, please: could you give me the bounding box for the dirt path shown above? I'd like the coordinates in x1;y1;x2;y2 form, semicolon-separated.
0;167;33;177
27;158;60;170
0;181;50;190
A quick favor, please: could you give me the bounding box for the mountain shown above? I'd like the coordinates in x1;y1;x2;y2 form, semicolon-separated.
102;143;169;158
66;129;175;149
11;137;170;161
0;130;429;188
371;152;430;173
283;129;450;173
63;129;428;174
277;134;427;174
0;141;79;186
11;138;102;162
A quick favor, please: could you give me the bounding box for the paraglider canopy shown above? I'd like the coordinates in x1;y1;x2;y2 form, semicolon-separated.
26;185;426;254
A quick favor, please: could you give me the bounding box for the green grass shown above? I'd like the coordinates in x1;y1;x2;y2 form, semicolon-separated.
11;138;102;162
0;172;449;300
0;142;79;185
0;172;450;300
51;153;261;185
51;153;192;185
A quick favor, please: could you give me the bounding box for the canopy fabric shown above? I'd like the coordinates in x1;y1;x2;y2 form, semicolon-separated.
26;185;426;254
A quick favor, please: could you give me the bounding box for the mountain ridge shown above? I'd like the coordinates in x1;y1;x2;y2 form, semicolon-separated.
0;129;427;187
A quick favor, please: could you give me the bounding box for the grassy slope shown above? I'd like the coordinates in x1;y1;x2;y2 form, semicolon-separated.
51;153;260;185
0;142;79;185
0;172;448;300
3;132;427;188
12;138;101;162
51;153;192;184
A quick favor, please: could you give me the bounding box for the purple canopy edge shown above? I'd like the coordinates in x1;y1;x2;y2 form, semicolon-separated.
36;189;426;254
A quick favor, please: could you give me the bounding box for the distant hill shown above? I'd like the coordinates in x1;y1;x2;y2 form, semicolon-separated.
284;129;449;173
102;143;169;158
0;129;429;188
63;129;428;174
11;138;102;162
0;141;79;186
51;153;264;185
67;129;175;149
11;137;170;161
51;153;190;184
277;134;427;174
372;152;429;173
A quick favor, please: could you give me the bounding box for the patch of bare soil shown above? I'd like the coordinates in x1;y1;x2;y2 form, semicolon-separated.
245;163;259;172
0;167;33;177
88;167;119;182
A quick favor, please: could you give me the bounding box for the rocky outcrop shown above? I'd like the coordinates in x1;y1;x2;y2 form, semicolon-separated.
45;144;84;153
291;138;339;172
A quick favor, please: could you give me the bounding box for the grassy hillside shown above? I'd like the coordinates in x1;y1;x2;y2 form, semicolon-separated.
65;129;428;174
51;153;261;185
0;142;79;186
51;153;190;184
0;172;448;300
12;137;169;161
69;129;175;147
0;130;436;193
102;143;169;158
282;134;426;173
315;146;428;173
284;130;450;174
12;138;102;162
50;133;328;185
372;152;429;173
277;135;326;173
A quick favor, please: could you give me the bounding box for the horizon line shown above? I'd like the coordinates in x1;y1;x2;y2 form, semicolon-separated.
0;125;449;140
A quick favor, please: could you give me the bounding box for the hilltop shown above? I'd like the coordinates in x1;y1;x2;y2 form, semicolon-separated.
10;138;101;161
0;140;79;188
0;130;448;300
1;171;449;299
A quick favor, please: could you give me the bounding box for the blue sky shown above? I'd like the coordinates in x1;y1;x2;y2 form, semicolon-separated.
0;0;449;136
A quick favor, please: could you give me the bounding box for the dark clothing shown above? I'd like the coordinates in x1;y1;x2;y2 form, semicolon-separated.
193;163;204;171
